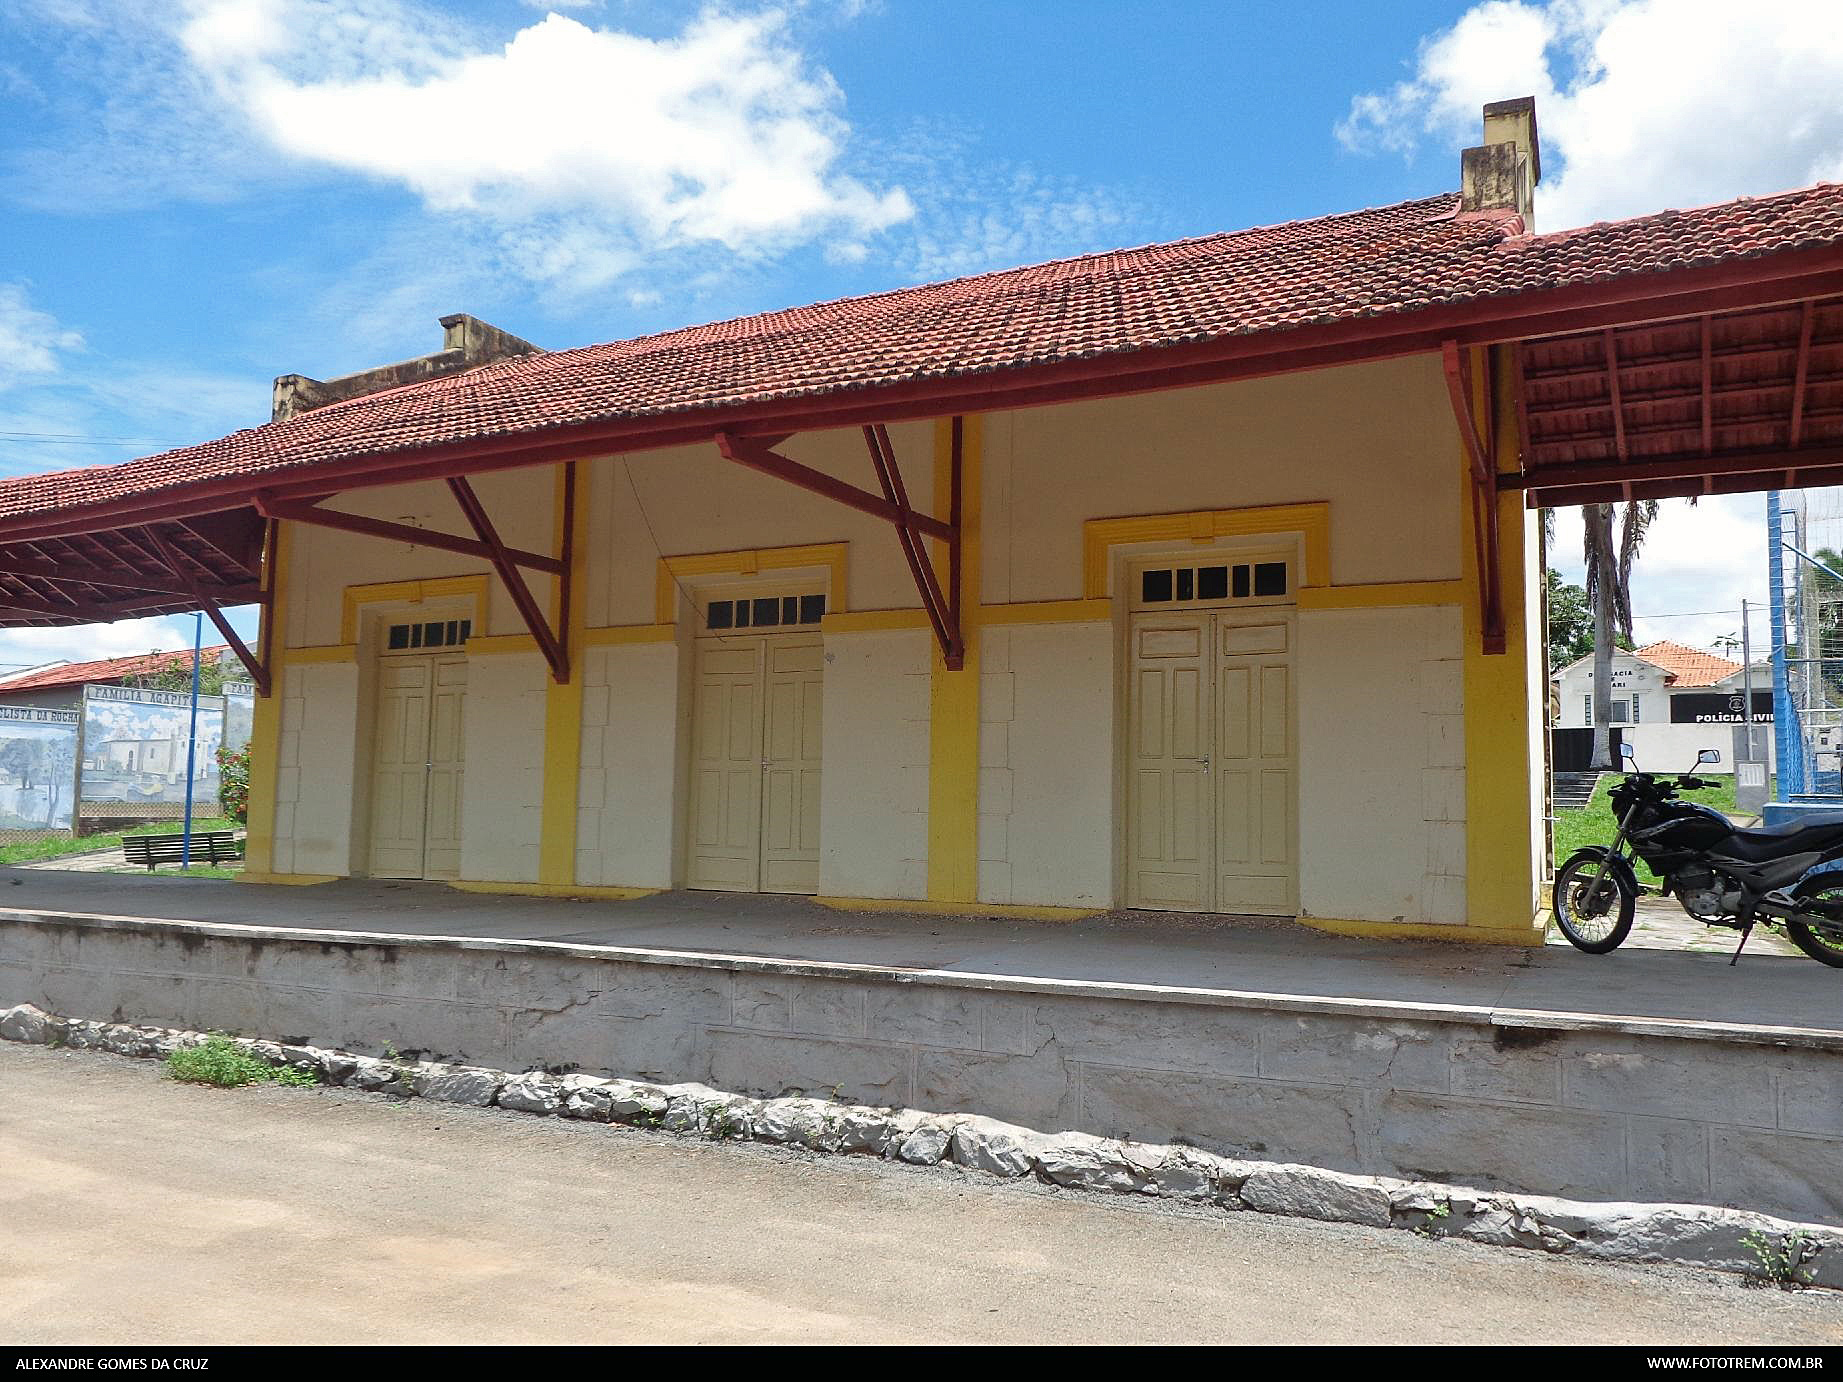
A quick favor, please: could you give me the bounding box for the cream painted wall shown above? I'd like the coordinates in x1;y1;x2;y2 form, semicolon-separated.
817;629;931;899
283;467;558;648
1297;606;1467;926
577;639;684;889
458;651;547;883
978;622;1113;908
982;355;1462;604
593;419;937;628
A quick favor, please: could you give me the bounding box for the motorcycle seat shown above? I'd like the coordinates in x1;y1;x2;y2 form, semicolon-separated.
1726;811;1843;861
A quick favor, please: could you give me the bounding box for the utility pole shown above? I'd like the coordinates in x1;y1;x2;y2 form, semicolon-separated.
1743;598;1756;762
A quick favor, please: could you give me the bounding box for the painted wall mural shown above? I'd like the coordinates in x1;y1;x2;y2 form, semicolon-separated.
81;685;223;807
0;706;79;830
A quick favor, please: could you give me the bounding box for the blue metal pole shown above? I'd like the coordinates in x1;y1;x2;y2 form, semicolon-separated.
180;613;201;869
1768;491;1801;799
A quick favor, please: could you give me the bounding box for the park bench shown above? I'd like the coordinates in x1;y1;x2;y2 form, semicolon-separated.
121;829;244;871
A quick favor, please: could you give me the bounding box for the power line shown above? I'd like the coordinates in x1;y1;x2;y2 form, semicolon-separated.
0;430;185;447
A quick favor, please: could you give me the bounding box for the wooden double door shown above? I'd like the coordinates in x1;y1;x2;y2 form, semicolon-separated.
368;653;467;880
1127;611;1296;914
688;635;823;893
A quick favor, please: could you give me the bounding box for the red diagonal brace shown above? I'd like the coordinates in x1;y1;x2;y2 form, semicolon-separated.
253;494;563;574
864;424;963;667
715;432;954;543
142;524;272;696
447;476;570;684
714;425;965;667
1443;341;1506;656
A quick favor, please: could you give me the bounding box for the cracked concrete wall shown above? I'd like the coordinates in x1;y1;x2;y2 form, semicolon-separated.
5;913;1839;1227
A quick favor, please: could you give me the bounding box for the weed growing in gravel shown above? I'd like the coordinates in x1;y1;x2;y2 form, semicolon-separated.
165;1035;318;1089
1742;1229;1821;1290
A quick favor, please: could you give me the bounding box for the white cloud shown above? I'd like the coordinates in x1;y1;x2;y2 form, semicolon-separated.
1338;0;1843;229
0;612;258;684
0;285;83;388
172;2;910;290
1549;496;1771;654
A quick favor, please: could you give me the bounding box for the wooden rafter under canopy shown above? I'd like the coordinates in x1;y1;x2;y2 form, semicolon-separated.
1502;294;1843;507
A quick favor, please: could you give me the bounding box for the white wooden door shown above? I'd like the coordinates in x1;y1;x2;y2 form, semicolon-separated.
689;635;824;894
760;638;824;893
1127;611;1295;913
689;641;765;890
1127;615;1213;909
422;655;467;881
1214;618;1295;915
368;653;467;880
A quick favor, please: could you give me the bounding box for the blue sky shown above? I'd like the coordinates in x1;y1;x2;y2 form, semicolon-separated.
2;0;1841;669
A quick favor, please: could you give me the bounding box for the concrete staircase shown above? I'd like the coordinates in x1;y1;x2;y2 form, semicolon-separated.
1552;771;1603;810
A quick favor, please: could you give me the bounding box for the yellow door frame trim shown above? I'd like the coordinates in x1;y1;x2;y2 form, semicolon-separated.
278;644;358;666
583;624;678;647
340;574;490;646
1296;580;1465;611
1082;502;1332;599
465;633;539;656
655;542;849;626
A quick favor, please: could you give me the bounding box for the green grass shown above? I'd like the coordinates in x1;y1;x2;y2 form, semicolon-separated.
0;817;240;867
165;1034;318;1089
1553;774;1743;886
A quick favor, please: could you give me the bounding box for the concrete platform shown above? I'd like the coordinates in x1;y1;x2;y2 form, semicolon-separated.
6;870;1841;1225
0;868;1835;1039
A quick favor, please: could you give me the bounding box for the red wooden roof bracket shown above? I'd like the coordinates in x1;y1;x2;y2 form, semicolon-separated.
252;494;563;575
714;424;964;668
447;474;570;684
251;480;574;683
1443;340;1506;655
140;523;272;697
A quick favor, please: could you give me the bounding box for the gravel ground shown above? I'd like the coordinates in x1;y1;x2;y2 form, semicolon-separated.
2;1041;1838;1346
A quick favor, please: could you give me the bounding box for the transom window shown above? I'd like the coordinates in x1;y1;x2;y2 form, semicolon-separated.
385;618;471;652
704;592;826;632
1136;559;1289;607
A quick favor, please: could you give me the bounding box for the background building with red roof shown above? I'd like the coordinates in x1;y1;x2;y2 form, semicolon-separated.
1553;640;1775;777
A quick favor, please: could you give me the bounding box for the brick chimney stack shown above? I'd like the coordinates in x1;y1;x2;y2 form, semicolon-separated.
1459;96;1541;230
272;314;542;422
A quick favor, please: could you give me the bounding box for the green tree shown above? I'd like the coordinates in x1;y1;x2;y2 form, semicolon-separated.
123;649;228;696
1546;570;1594;671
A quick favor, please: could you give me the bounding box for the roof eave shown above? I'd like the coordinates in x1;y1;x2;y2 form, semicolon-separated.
9;239;1843;545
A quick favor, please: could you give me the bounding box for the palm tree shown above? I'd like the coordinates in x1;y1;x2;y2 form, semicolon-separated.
1582;500;1660;768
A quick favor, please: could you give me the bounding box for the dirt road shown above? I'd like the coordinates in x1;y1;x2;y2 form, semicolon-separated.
2;1043;1837;1345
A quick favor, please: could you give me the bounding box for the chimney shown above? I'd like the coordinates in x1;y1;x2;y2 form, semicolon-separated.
1459;96;1540;229
272;314;542;422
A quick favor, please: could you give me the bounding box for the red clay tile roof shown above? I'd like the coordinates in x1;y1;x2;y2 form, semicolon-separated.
8;181;1843;528
1633;640;1744;688
0;646;228;693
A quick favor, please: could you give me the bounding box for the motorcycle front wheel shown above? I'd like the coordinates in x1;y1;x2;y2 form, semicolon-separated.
1552;854;1636;954
1787;878;1843;969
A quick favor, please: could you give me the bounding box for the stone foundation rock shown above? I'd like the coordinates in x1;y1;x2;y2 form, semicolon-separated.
5;1000;1838;1290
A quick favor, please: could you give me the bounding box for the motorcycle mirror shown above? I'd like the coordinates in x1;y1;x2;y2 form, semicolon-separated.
1698;748;1722;765
1619;742;1637;764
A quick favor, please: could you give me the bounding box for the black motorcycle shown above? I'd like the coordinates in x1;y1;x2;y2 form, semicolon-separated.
1554;746;1843;967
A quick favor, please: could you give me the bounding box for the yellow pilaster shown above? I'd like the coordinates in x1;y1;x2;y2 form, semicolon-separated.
539;463;589;886
242;521;287;876
1461;346;1546;942
927;415;982;902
